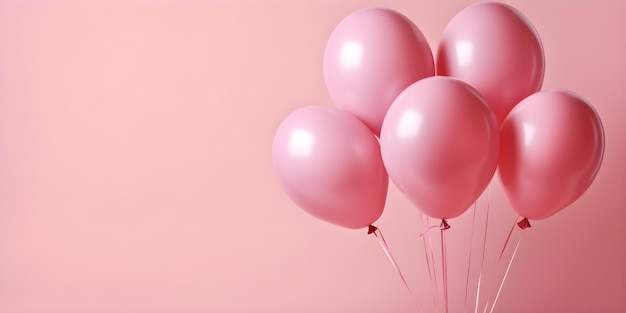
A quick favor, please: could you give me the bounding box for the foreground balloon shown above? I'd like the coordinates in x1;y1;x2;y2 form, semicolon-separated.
272;106;388;229
380;77;500;219
499;91;605;220
437;2;544;124
324;7;434;136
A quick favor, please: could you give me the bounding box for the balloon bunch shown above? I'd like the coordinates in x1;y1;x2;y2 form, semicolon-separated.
272;2;604;312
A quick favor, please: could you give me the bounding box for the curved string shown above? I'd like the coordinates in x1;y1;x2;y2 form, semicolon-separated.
419;225;441;237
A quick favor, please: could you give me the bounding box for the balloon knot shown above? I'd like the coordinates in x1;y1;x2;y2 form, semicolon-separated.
517;218;532;229
440;219;450;230
367;225;378;234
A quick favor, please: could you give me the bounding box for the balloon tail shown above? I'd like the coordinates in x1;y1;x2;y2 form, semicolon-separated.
420;214;441;313
369;225;424;313
440;220;450;313
482;217;529;313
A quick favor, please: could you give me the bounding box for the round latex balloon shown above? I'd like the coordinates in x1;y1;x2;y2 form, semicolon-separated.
380;76;499;219
272;106;388;229
324;7;434;136
437;2;544;124
499;91;605;220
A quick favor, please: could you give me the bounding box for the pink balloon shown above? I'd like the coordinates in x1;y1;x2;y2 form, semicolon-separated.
380;77;500;219
499;91;605;220
272;106;388;229
324;8;434;136
437;2;544;125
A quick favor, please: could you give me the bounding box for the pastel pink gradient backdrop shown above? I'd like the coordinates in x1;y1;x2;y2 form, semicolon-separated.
0;0;624;312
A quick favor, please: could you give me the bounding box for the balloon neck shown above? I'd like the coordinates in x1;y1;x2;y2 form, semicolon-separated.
440;219;450;230
367;225;378;234
517;217;532;229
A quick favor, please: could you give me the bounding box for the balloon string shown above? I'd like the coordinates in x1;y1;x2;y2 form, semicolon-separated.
487;232;524;313
441;221;449;313
420;214;441;313
464;202;478;313
419;225;440;237
369;225;425;313
475;184;492;313
482;217;529;313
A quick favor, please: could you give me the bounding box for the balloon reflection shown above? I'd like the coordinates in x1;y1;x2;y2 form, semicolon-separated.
455;40;473;67
288;129;314;157
340;41;363;70
397;109;423;139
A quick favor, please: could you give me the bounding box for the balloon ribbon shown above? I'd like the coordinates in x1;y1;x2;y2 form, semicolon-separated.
369;225;424;313
473;185;492;313
420;214;441;313
483;217;530;313
440;219;450;313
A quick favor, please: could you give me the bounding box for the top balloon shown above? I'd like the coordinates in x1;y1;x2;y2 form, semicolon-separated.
324;8;435;136
436;2;545;124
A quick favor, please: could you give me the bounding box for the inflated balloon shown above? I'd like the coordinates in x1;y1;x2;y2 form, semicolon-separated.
272;106;388;229
324;7;434;136
380;77;500;219
499;91;605;220
437;2;544;124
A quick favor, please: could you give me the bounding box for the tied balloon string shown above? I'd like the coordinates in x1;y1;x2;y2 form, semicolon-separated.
440;219;450;313
463;202;478;313
368;225;425;313
482;217;530;313
420;214;441;313
474;185;492;313
419;225;441;237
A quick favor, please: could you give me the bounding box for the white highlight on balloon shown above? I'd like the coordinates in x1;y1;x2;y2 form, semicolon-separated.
455;41;474;66
397;110;423;139
289;130;315;157
523;123;535;147
340;42;363;69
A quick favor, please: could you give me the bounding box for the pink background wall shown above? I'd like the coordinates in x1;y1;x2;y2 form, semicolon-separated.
0;0;624;312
